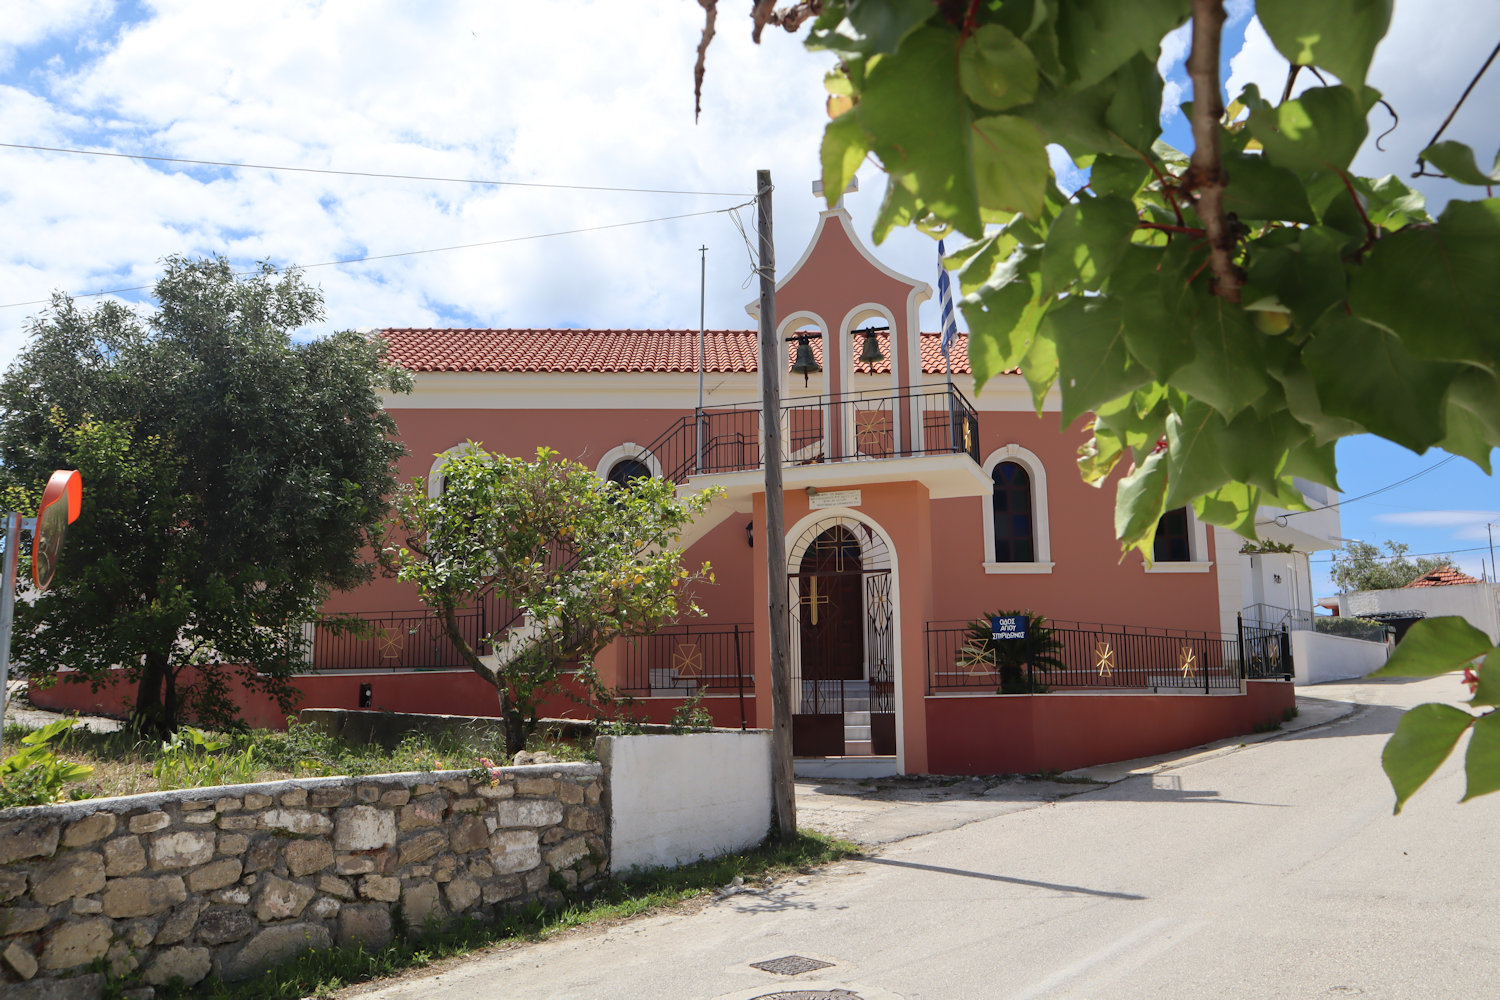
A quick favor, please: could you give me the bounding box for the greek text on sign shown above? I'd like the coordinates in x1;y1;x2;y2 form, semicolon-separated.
991;615;1029;641
809;489;861;510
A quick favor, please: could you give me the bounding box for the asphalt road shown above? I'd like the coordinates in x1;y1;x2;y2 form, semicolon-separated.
349;676;1497;1000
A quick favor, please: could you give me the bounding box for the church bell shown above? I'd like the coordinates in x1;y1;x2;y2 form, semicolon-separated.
857;329;886;370
790;334;822;385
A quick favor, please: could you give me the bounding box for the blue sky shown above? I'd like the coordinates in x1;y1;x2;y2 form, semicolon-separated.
1;1;1497;598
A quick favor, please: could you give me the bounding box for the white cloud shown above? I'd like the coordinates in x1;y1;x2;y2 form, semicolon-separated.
1157;22;1191;125
2;1;927;363
1373;510;1500;541
0;0;113;71
4;0;1497;377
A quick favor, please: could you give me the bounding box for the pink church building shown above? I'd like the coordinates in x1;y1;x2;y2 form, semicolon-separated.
37;198;1297;776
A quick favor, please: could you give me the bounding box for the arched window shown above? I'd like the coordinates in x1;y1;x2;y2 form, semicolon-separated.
595;443;662;486
1154;508;1192;562
428;443;479;499
991;462;1035;563
607;458;652;488
981;445;1052;573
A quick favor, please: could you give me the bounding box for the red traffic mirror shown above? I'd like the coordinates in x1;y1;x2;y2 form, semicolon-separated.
34;469;82;591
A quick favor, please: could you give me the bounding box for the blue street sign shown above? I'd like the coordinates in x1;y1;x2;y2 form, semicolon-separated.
991;615;1029;641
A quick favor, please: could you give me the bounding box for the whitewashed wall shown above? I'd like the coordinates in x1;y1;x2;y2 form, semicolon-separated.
598;732;772;874
1343;583;1500;644
1292;630;1390;685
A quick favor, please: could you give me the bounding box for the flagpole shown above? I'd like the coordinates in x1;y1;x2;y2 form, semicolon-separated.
696;244;707;474
937;239;959;447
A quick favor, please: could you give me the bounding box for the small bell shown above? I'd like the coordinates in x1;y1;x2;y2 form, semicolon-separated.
857;329;885;371
790;334;822;386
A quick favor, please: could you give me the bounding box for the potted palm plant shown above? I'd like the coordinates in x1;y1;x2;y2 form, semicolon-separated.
958;610;1066;693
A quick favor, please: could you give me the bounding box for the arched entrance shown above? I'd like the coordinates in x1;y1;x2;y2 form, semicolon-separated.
787;515;895;757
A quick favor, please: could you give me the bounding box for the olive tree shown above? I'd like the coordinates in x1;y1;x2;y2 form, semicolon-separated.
0;256;412;735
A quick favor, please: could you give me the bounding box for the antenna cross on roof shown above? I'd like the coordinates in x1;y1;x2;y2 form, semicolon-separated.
811;175;859;210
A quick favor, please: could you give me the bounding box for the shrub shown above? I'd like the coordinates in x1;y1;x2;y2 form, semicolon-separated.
0;719;94;807
152;726;258;789
668;690;715;733
1315;616;1391;642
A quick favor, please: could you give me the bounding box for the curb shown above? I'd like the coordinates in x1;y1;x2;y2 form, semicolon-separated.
1062;694;1361;785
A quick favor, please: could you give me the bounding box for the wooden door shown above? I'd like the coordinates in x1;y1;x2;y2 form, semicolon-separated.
798;526;865;682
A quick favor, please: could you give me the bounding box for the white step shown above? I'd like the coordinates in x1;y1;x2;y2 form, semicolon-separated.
844;726;871;741
844;711;871;725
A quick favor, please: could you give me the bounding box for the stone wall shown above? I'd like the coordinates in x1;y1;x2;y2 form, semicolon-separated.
0;763;605;998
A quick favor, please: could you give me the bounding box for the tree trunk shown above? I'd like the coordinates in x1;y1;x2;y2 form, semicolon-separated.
438;604;526;755
129;648;175;738
501;693;527;759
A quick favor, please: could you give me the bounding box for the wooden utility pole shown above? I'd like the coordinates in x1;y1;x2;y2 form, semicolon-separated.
756;169;796;840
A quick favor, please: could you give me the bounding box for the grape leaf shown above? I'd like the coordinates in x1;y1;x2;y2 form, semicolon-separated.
1257;0;1393;88
1383;703;1473;814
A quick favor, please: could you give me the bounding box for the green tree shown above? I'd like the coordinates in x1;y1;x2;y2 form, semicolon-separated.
710;1;1500;808
0;256;412;736
1330;540;1456;593
384;445;720;754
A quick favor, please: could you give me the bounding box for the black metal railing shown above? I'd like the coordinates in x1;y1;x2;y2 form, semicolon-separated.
1242;602;1314;632
311;609;485;671
617;624;754;697
641;383;981;483
926;618;1254;693
1242;620;1294;679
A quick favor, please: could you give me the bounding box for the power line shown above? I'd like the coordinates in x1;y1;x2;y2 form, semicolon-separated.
1260;455;1458;525
0;202;756;310
0;142;753;198
1311;543;1484;565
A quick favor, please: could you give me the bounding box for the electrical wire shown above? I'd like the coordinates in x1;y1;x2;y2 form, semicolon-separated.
0;201;756;310
1259;455;1458;525
1310;543;1488;565
0;142;753;198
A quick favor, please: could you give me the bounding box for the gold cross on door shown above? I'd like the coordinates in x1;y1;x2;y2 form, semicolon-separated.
801;576;830;626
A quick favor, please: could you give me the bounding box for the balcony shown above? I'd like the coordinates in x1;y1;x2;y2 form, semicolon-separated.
646;383;982;487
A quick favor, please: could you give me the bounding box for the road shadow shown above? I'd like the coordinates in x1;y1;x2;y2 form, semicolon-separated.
1275;702;1405;742
856;856;1146;900
1081;771;1293;806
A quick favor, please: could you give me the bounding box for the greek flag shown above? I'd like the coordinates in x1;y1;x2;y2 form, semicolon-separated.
937;239;958;367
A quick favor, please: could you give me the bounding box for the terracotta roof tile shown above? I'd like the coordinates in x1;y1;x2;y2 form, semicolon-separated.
1405;566;1481;587
379;328;975;375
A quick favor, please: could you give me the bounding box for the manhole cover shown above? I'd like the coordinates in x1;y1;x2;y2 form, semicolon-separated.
751;992;861;1000
751;956;835;976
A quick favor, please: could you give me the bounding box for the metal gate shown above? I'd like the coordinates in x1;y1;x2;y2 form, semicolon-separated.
787;565;895;756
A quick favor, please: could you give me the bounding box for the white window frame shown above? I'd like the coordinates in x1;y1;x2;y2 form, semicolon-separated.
981;445;1054;574
596;442;663;483
428;442;481;498
1143;506;1213;573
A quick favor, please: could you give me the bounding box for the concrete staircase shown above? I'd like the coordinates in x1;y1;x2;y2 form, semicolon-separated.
842;682;874;755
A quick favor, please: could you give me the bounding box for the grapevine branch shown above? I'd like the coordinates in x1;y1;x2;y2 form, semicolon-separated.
694;0;718;122
1183;0;1243;303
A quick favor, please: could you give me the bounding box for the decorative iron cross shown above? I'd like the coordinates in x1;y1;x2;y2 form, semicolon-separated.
1095;641;1114;678
673;642;703;678
1178;646;1198;677
377;627;404;660
811;534;853;571
960;640;996;676
801;576;830;625
855;410;886;452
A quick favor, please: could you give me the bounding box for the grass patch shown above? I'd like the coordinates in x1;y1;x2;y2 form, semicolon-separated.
0;718;589;800
181;831;854;1000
